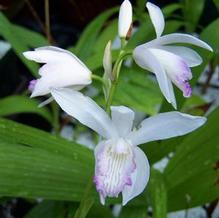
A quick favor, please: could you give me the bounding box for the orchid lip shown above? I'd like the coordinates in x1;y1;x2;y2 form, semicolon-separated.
94;139;136;204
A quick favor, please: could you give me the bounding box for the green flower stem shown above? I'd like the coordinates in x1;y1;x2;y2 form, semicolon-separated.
105;50;132;113
91;74;104;84
74;176;94;218
51;101;59;135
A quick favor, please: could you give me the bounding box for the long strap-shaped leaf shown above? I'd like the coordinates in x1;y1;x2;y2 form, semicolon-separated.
0;118;95;201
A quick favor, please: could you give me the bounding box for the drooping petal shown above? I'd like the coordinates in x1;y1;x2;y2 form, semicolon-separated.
24;46;92;97
127;112;206;146
122;147;150;205
146;2;165;38
118;0;132;38
24;46;88;67
51;88;118;139
160;45;202;67
149;48;192;98
111;106;134;138
133;46;172;104
153;33;213;51
94;139;136;205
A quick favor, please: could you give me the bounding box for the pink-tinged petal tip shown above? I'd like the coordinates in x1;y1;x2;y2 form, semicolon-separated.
28;79;37;92
94;139;136;204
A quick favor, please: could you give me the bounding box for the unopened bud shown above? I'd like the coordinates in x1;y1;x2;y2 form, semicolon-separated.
118;0;132;38
103;41;113;80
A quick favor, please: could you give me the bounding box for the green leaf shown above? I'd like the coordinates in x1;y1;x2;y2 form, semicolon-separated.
201;18;219;53
213;0;219;11
162;4;181;17
25;201;65;218
85;49;119;71
0;118;95;201
141;137;181;165
148;169;167;218
182;0;206;32
0;12;39;76
164;108;219;211
74;178;94;218
114;67;162;115
94;19;118;54
0;95;53;123
72;7;118;60
87;205;113;218
119;206;147;218
12;24;48;48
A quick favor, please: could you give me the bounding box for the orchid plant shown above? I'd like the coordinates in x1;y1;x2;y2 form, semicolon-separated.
23;0;213;210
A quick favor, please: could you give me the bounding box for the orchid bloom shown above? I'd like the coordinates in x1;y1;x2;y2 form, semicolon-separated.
133;2;213;108
51;87;206;205
23;46;91;105
118;0;132;38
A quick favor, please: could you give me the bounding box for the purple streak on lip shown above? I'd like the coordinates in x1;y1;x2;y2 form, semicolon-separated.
183;81;192;97
93;142;136;202
28;79;37;92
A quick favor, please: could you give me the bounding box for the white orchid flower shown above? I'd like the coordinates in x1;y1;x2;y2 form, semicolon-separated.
51;87;206;205
133;2;213;109
118;0;132;38
23;46;91;106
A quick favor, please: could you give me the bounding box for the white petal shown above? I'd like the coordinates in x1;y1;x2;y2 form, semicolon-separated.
133;46;171;103
160;45;202;67
118;0;132;38
146;2;165;38
122;147;150;205
149;48;192;98
127;112;206;146
154;33;213;51
24;46;92;97
51;88;118;139
111;106;134;137
24;46;88;67
31;62;91;97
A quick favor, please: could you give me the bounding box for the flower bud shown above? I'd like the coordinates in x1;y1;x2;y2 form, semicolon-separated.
118;0;132;38
103;41;112;100
103;41;112;80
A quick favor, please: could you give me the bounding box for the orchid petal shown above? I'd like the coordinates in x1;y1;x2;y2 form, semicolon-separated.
30;62;91;97
24;46;89;67
122;147;150;205
149;48;192;98
146;2;165;38
154;33;213;51
111;106;134;137
118;0;132;38
24;46;91;97
160;45;202;67
133;46;171;103
51;88;118;139
94;139;135;205
127;112;206;146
